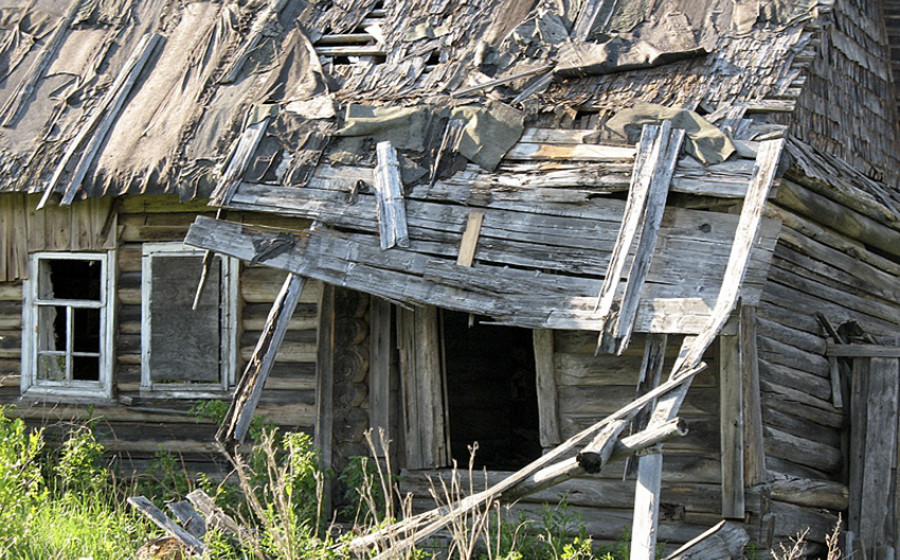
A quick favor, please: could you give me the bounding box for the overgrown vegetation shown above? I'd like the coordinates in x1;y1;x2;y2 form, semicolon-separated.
0;406;611;559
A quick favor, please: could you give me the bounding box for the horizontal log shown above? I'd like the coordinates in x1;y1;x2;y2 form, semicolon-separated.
826;343;900;357
765;477;849;510
763;425;842;474
0;284;22;300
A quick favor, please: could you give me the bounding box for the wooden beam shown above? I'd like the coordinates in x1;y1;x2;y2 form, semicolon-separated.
533;329;560;448
217;273;305;444
625;333;667;477
456;210;484;266
373;141;410;250
719;332;745;518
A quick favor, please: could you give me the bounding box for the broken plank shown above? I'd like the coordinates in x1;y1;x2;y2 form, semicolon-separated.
218;273;305;444
373;141;410;249
612;125;685;353
595;123;664;352
186;489;249;541
456;210;484;266
128;496;204;555
167;501;206;539
664;520;749;560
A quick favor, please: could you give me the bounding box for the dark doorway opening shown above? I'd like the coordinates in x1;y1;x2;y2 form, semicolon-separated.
441;310;542;471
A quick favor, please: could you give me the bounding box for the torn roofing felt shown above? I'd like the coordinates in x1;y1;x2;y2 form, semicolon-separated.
0;0;831;201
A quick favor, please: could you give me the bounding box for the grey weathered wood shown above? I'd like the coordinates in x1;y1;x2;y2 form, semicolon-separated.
39;33;164;209
740;306;766;487
218;273;304;444
719;332;744;518
184;216;773;334
663;520;749;560
629;139;784;560
397;305;447;468
611;125;685;354
533;329;560;448
827;343;900;358
368;297;393;455
167;501;206;539
859;357;900;554
848;357;868;537
315;284;335;511
185;489;249;541
625;333;667;477
211;117;271;205
451;64;554;98
595;125;660;346
374;141;410;250
573;0;614;40
128;496;204;555
767;478;849;510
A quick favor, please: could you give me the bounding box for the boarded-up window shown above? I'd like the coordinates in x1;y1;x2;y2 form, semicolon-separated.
141;244;238;394
22;252;114;400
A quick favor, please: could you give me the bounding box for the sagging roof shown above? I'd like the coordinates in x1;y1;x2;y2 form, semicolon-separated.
0;0;830;201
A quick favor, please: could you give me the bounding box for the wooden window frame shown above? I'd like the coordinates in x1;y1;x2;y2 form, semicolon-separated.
21;251;115;402
140;243;239;397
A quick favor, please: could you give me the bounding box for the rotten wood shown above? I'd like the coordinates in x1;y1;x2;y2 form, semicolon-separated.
217;273;305;444
211;117;271;206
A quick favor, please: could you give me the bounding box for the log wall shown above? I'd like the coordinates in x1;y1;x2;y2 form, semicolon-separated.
0;194;321;473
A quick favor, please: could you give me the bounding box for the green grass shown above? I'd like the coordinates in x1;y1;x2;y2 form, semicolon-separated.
0;407;620;560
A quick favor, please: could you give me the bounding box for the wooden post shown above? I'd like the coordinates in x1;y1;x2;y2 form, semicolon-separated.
719;330;745;518
533;329;560;449
315;284;336;511
740;306;766;487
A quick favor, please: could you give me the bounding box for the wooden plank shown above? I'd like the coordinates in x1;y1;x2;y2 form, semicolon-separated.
740;306;766;487
611;125;686;353
625;333;667;477
533;329;560;448
39;34;164;209
167;501;206;539
827;343;900;358
573;0;613;40
594;124;660;346
456;210;484;267
315;283;335;476
719;333;744;518
127;496;204;555
858;357;900;553
218;273;305;444
373;141;410;250
186;489;248;540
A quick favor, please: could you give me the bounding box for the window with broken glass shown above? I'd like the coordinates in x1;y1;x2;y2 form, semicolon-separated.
22;252;114;400
140;243;238;396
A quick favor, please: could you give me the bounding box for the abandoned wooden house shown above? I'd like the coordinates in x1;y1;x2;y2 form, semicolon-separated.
1;0;899;556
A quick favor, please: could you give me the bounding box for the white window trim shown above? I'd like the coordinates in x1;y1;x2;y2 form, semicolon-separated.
140;243;239;397
21;251;115;402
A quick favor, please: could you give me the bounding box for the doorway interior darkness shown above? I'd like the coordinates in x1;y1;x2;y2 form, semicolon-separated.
441;310;542;471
